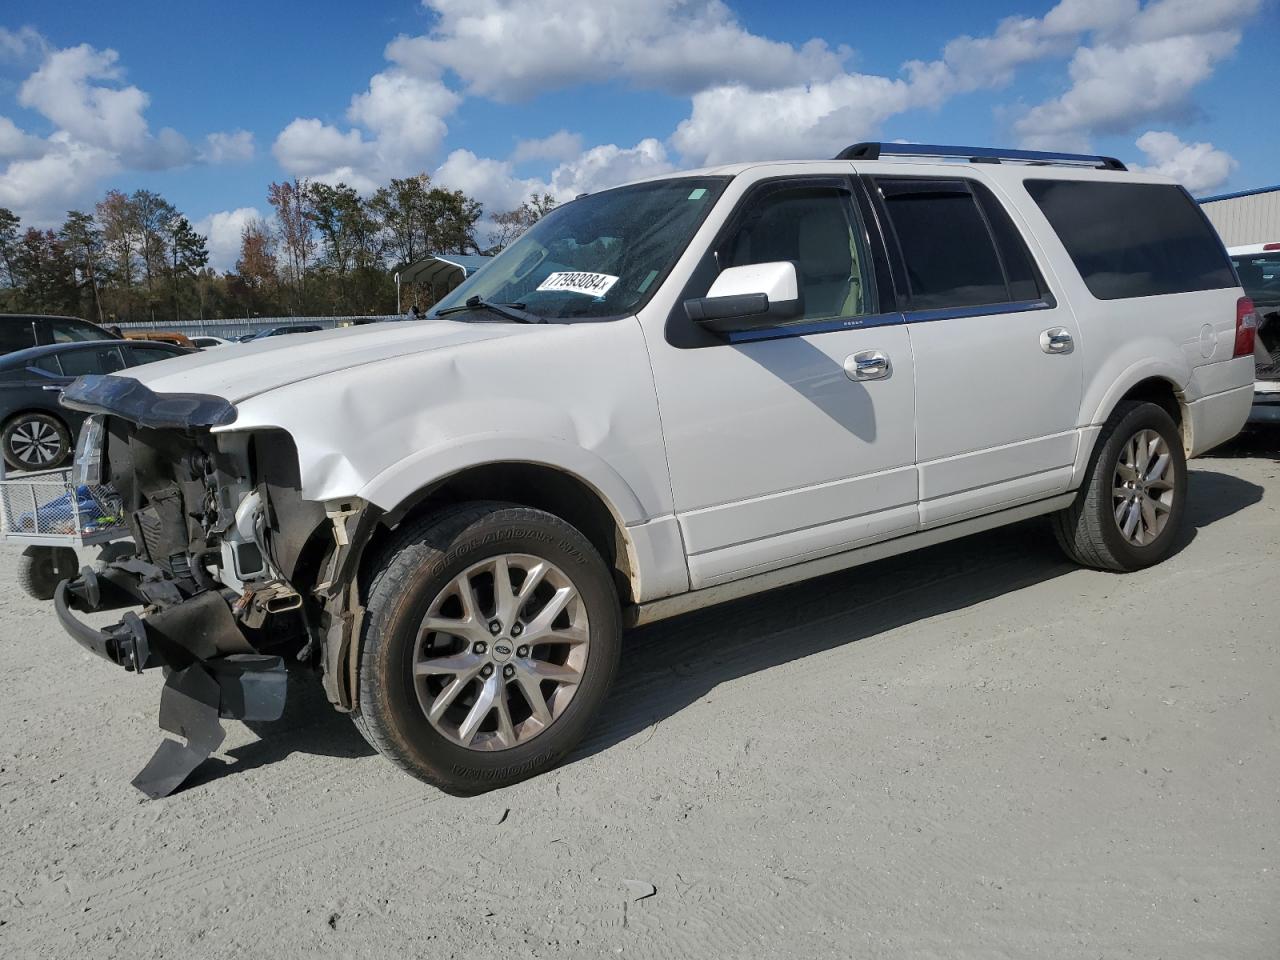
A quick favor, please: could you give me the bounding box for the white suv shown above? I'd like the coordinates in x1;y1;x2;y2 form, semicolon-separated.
56;142;1255;797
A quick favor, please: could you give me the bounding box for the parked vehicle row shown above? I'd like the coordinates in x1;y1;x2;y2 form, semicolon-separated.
0;340;190;470
45;142;1257;797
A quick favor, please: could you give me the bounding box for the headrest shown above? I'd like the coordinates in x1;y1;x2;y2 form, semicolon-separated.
798;209;852;278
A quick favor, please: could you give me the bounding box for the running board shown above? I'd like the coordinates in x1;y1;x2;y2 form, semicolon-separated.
627;493;1076;627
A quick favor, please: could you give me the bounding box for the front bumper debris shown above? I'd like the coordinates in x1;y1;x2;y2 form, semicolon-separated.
56;564;287;798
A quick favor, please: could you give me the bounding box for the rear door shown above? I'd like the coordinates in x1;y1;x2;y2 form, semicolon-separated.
867;174;1083;527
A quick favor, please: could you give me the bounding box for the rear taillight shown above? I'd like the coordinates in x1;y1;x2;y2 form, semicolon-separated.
1235;297;1258;357
1263;242;1280;251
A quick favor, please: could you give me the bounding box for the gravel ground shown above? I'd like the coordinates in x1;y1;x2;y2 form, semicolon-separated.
1;432;1277;960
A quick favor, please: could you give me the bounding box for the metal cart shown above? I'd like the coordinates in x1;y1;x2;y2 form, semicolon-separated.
0;465;131;599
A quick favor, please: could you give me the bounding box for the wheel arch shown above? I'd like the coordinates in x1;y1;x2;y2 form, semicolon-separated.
361;459;641;610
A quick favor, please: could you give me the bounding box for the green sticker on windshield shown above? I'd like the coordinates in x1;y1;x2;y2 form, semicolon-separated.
638;269;659;293
688;188;707;200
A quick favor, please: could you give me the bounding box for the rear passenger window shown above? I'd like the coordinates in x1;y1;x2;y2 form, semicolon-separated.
876;179;1043;310
0;320;37;353
1025;180;1236;299
57;346;126;376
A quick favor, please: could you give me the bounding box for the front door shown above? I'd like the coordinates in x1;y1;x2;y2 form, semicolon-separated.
647;177;919;588
868;174;1084;527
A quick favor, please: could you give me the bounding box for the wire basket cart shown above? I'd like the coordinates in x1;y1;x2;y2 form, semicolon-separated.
0;466;131;599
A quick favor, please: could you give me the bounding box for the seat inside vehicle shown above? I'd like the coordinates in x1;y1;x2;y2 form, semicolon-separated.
728;192;864;321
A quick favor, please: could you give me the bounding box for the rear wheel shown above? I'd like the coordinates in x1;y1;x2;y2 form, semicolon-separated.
353;502;621;793
1052;400;1187;571
3;413;71;471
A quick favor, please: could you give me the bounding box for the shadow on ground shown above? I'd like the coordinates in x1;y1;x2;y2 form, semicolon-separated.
192;467;1265;788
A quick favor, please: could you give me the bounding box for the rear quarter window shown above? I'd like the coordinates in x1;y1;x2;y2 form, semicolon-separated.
1025;180;1235;300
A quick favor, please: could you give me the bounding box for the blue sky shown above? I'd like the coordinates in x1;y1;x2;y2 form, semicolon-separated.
1;0;1275;268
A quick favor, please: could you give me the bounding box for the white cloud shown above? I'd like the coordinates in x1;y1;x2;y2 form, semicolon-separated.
434;138;673;219
0;116;46;161
1015;0;1260;149
547;139;673;196
195;206;264;272
434;150;542;213
0;132;117;225
347;70;460;161
18;43;147;151
511;130;583;165
0;26;47;64
0;31;248;226
273;69;461;188
201;129;255;165
673;74;918;166
387;0;847;101
1130;130;1235;194
272;118;373;185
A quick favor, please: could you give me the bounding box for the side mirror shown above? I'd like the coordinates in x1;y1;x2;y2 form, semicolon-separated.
684;261;803;334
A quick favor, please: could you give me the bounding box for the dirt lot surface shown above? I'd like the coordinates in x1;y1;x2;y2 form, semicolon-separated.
1;433;1277;959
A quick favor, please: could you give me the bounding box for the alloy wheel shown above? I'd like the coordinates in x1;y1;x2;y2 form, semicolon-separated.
413;553;590;751
1112;428;1175;546
10;419;62;467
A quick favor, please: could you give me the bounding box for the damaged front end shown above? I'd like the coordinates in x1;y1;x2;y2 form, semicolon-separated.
57;374;367;797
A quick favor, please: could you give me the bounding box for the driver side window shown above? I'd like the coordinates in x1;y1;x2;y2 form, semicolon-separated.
720;184;877;323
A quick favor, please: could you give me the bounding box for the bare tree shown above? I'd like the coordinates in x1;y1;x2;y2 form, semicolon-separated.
268;178;315;313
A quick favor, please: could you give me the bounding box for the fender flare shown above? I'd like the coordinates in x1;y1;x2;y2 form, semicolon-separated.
356;433;650;527
1086;358;1188;427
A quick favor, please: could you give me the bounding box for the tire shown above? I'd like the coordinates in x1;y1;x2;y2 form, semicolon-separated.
353;502;621;794
1052;400;1187;572
3;412;71;471
16;545;79;601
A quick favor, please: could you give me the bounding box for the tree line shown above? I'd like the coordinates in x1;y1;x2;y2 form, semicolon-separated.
0;177;556;323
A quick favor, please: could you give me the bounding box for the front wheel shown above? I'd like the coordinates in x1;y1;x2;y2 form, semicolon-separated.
1052;400;1187;571
354;502;621;794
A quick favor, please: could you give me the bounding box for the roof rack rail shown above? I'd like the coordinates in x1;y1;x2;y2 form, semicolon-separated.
835;142;1127;171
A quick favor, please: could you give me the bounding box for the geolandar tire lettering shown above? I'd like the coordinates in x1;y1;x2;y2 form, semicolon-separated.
353;502;621;794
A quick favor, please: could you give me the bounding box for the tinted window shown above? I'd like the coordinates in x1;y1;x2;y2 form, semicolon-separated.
1231;255;1280;306
974;186;1044;302
47;318;112;343
31;356;62;376
0;320;38;353
877;179;1009;310
721;184;877;321
1026;180;1235;300
128;345;185;365
56;346;127;376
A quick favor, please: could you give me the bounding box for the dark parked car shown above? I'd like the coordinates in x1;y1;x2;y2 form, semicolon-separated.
0;314;118;355
244;324;323;341
0;340;190;471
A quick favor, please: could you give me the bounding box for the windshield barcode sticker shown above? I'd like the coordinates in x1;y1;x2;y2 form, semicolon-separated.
536;272;619;297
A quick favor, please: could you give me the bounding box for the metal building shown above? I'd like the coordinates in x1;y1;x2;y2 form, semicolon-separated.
1199;184;1280;247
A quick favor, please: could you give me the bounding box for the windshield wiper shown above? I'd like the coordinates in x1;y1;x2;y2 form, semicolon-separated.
435;296;543;324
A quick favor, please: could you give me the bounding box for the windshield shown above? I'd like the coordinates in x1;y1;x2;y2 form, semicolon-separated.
430;177;729;321
1232;255;1280;305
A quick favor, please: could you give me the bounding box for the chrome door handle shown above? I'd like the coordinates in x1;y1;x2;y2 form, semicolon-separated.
845;350;891;381
1041;327;1074;354
41;385;63;392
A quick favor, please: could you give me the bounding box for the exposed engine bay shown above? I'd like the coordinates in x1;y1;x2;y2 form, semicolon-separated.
55;375;377;797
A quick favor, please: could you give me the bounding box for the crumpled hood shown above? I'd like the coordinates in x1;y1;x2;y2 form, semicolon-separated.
126;320;542;404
